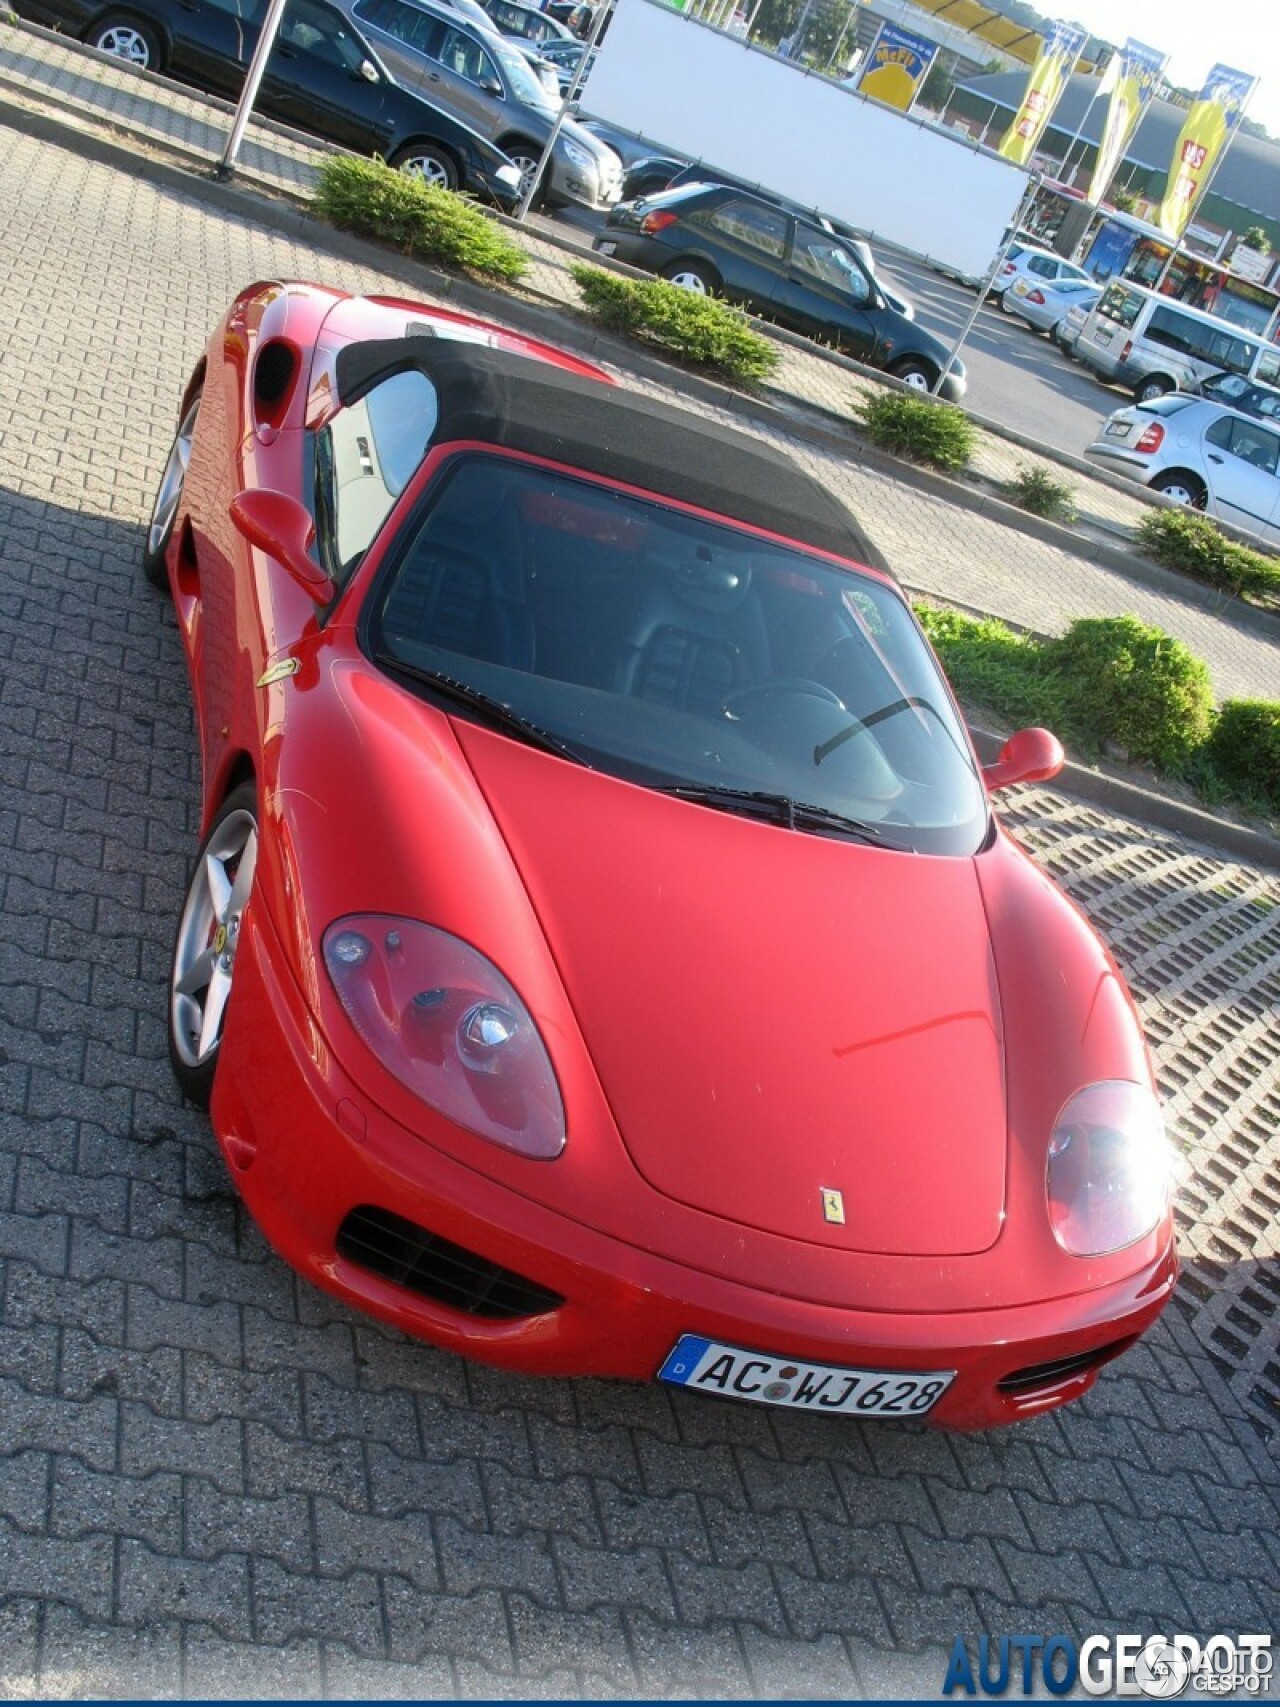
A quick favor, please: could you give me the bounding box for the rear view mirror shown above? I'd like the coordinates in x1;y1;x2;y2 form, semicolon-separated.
983;727;1064;792
230;490;335;604
359;58;379;82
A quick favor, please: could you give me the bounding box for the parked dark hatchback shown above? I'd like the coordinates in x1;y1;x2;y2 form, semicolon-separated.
595;183;964;398
17;0;524;201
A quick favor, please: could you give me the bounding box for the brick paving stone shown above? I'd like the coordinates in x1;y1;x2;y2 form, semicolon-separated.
0;89;1276;1700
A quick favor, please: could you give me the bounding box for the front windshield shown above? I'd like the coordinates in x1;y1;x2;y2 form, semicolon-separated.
364;455;988;855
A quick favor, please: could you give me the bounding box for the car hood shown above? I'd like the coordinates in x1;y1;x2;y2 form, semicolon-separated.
458;729;1008;1257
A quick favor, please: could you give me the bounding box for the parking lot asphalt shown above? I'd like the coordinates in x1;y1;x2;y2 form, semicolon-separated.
0;48;1278;1702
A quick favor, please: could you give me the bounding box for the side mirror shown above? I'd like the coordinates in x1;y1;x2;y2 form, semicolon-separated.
230;489;334;604
359;58;379;82
983;727;1065;792
478;74;503;95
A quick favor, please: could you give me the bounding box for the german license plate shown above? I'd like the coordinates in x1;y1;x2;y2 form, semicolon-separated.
597;240;617;256
658;1335;954;1416
1105;421;1132;437
1013;279;1030;296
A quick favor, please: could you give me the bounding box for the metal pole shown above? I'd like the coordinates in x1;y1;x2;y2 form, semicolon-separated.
214;0;292;180
513;0;614;219
1058;72;1104;186
932;172;1042;396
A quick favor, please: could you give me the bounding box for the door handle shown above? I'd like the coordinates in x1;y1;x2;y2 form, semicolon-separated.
1207;453;1225;464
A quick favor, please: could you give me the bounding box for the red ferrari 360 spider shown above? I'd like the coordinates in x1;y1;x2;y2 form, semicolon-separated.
147;280;1178;1429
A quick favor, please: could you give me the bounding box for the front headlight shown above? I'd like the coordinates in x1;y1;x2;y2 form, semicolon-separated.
495;162;523;190
561;138;593;171
1046;1081;1173;1256
323;916;565;1160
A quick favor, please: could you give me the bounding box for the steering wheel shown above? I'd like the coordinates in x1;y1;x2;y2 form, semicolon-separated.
721;677;844;716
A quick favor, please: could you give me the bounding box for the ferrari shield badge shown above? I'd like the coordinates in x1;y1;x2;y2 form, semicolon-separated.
821;1188;845;1225
256;656;300;688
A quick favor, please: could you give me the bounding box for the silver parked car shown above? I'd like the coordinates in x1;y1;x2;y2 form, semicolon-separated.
991;244;1091;308
1085;395;1280;543
1006;275;1100;340
339;0;622;207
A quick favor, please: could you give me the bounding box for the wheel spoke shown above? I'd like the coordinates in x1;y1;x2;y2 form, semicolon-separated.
175;944;217;999
198;965;232;1060
226;830;258;918
205;850;233;922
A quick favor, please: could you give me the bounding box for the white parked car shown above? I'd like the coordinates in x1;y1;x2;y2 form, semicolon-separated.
992;245;1091;308
1085;395;1280;543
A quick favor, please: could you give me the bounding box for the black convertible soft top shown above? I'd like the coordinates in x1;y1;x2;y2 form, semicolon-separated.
334;336;888;573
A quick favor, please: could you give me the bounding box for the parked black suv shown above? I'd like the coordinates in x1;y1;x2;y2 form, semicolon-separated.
595;182;964;398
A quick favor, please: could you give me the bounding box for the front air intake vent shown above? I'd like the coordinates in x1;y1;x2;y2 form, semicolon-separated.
996;1336;1136;1396
253;339;300;429
336;1205;565;1320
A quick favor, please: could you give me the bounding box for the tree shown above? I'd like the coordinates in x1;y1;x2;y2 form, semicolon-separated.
919;52;956;111
1240;225;1272;254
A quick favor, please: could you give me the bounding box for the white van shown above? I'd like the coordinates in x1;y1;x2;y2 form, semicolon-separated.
1075;280;1280;403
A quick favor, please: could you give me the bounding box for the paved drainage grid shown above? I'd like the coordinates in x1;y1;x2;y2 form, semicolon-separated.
1000;791;1280;1447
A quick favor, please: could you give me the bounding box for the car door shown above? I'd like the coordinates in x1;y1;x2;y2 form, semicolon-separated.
423;21;504;135
766;222;879;361
1201;412;1280;538
682;196;790;317
167;0;260;94
260;0;390;154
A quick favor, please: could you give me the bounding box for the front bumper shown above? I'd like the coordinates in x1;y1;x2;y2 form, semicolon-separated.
549;150;622;210
211;903;1177;1432
937;367;967;403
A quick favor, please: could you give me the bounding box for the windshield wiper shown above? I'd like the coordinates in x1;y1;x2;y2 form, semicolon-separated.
659;784;908;849
813;695;976;774
375;653;589;767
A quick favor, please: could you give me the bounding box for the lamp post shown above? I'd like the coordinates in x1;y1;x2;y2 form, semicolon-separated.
214;0;292;180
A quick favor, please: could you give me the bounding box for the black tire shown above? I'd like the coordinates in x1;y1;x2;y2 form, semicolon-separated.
391;142;458;192
168;783;259;1108
143;390;200;588
1134;374;1174;404
659;258;719;295
87;12;162;70
1150;470;1208;509
889;357;936;393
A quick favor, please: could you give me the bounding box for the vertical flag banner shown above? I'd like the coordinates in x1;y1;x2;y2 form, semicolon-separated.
1156;63;1257;240
1089;39;1168;204
855;20;939;113
998;20;1088;166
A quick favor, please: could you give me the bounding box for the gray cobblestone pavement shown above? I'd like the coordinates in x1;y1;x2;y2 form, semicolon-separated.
0;101;1278;1700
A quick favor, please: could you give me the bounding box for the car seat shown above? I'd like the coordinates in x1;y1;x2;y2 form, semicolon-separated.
615;546;769;712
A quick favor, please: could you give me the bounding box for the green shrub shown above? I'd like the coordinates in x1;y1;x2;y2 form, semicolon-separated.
1136;508;1280;602
313;155;527;283
915;605;1071;731
860;392;974;471
1047;615;1214;768
916;604;1278;822
1007;463;1077;523
570;265;778;384
1205;699;1280;816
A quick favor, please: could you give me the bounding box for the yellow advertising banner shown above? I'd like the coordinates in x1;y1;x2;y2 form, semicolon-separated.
1156;64;1257;240
856;21;939;113
998;20;1088;167
1088;39;1167;204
